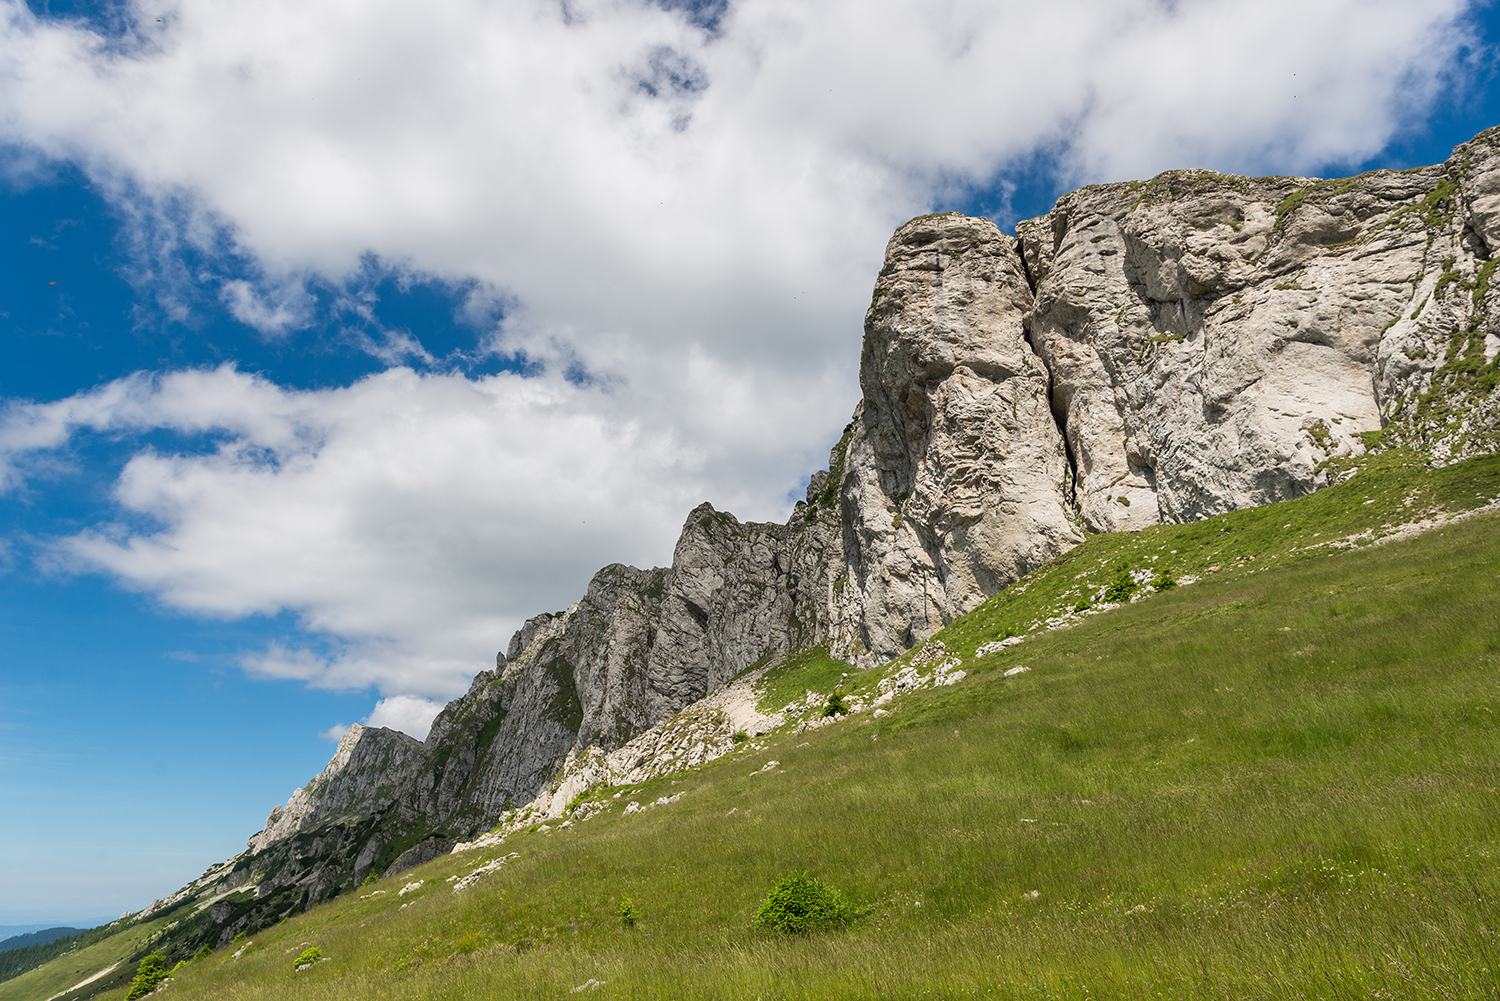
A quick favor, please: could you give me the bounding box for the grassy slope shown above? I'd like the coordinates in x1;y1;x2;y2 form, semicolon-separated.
32;452;1500;1000
0;916;174;1001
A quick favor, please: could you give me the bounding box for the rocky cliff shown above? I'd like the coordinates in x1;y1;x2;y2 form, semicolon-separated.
138;125;1500;949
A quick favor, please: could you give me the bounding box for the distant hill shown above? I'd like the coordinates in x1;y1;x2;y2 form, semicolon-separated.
0;929;80;953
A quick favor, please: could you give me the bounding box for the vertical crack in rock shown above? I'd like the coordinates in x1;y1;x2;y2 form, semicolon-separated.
1023;308;1082;513
831;212;1083;665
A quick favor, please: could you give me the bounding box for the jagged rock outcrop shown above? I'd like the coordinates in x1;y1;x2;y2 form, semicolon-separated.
830;214;1084;665
1022;128;1500;531
141;126;1500;953
164;490;847;943
246;724;422;853
494;494;845;758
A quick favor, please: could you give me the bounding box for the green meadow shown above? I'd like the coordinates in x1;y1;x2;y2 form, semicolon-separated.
13;450;1500;1000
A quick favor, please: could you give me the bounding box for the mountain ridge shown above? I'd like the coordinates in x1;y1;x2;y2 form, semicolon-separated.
109;122;1500;954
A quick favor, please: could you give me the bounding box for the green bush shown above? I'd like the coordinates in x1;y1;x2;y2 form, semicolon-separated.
1151;568;1177;591
617;898;639;928
1104;568;1138;603
192;944;212;962
126;952;168;1000
292;946;323;971
731;730;749;744
753;874;850;934
823;692;848;717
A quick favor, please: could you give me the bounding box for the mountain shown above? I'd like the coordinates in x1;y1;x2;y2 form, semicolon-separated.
0;929;80;954
108;124;1500;956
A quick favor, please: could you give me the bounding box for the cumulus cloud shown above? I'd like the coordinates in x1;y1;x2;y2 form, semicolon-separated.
0;365;729;701
0;0;1477;363
318;723;350;743
364;697;445;742
0;0;1485;713
219;279;313;337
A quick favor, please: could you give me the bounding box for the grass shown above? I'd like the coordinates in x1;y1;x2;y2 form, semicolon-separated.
26;451;1500;1000
0;915;174;1001
755;646;855;714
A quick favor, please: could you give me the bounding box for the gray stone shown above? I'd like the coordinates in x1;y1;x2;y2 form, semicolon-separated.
830;213;1083;665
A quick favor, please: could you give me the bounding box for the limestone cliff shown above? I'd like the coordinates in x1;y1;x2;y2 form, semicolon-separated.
829;214;1084;666
1021;131;1500;532
144;125;1500;949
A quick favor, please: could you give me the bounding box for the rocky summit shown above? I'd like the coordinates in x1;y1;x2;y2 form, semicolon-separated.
142;126;1500;944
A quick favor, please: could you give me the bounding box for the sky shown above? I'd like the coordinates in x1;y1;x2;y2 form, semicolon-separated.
1;0;1497;926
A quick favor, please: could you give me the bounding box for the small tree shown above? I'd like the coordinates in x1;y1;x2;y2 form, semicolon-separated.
126;953;168;1000
754;874;850;934
617;898;639;928
823;692;848;717
1104;568;1137;603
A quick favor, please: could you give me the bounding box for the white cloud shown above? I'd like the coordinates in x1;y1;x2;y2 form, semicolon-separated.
0;0;1484;705
1;365;742;700
0;0;1476;365
318;723;350;743
364;697;445;742
219;279;312;337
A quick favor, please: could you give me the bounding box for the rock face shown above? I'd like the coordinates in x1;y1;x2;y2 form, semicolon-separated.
245;724;422;853
153;126;1500;950
831;214;1084;665
1022;129;1500;531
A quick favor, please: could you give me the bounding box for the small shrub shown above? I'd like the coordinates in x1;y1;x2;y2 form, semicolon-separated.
754;873;851;934
617;898;639;928
359;873;378;887
126;953;168;1000
1152;569;1178;592
1104;568;1138;603
454;932;488;955
731;730;749;744
192;944;212;962
292;946;323;972
823;692;848;717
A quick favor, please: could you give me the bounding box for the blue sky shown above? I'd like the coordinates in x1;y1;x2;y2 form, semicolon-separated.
1;0;1497;925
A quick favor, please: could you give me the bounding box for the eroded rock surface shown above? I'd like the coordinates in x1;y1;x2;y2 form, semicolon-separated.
1026;127;1500;529
246;723;422;854
831;214;1083;665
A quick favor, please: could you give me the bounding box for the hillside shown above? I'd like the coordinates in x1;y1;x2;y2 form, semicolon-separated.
10;448;1500;1000
93;126;1500;955
12;123;1500;997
